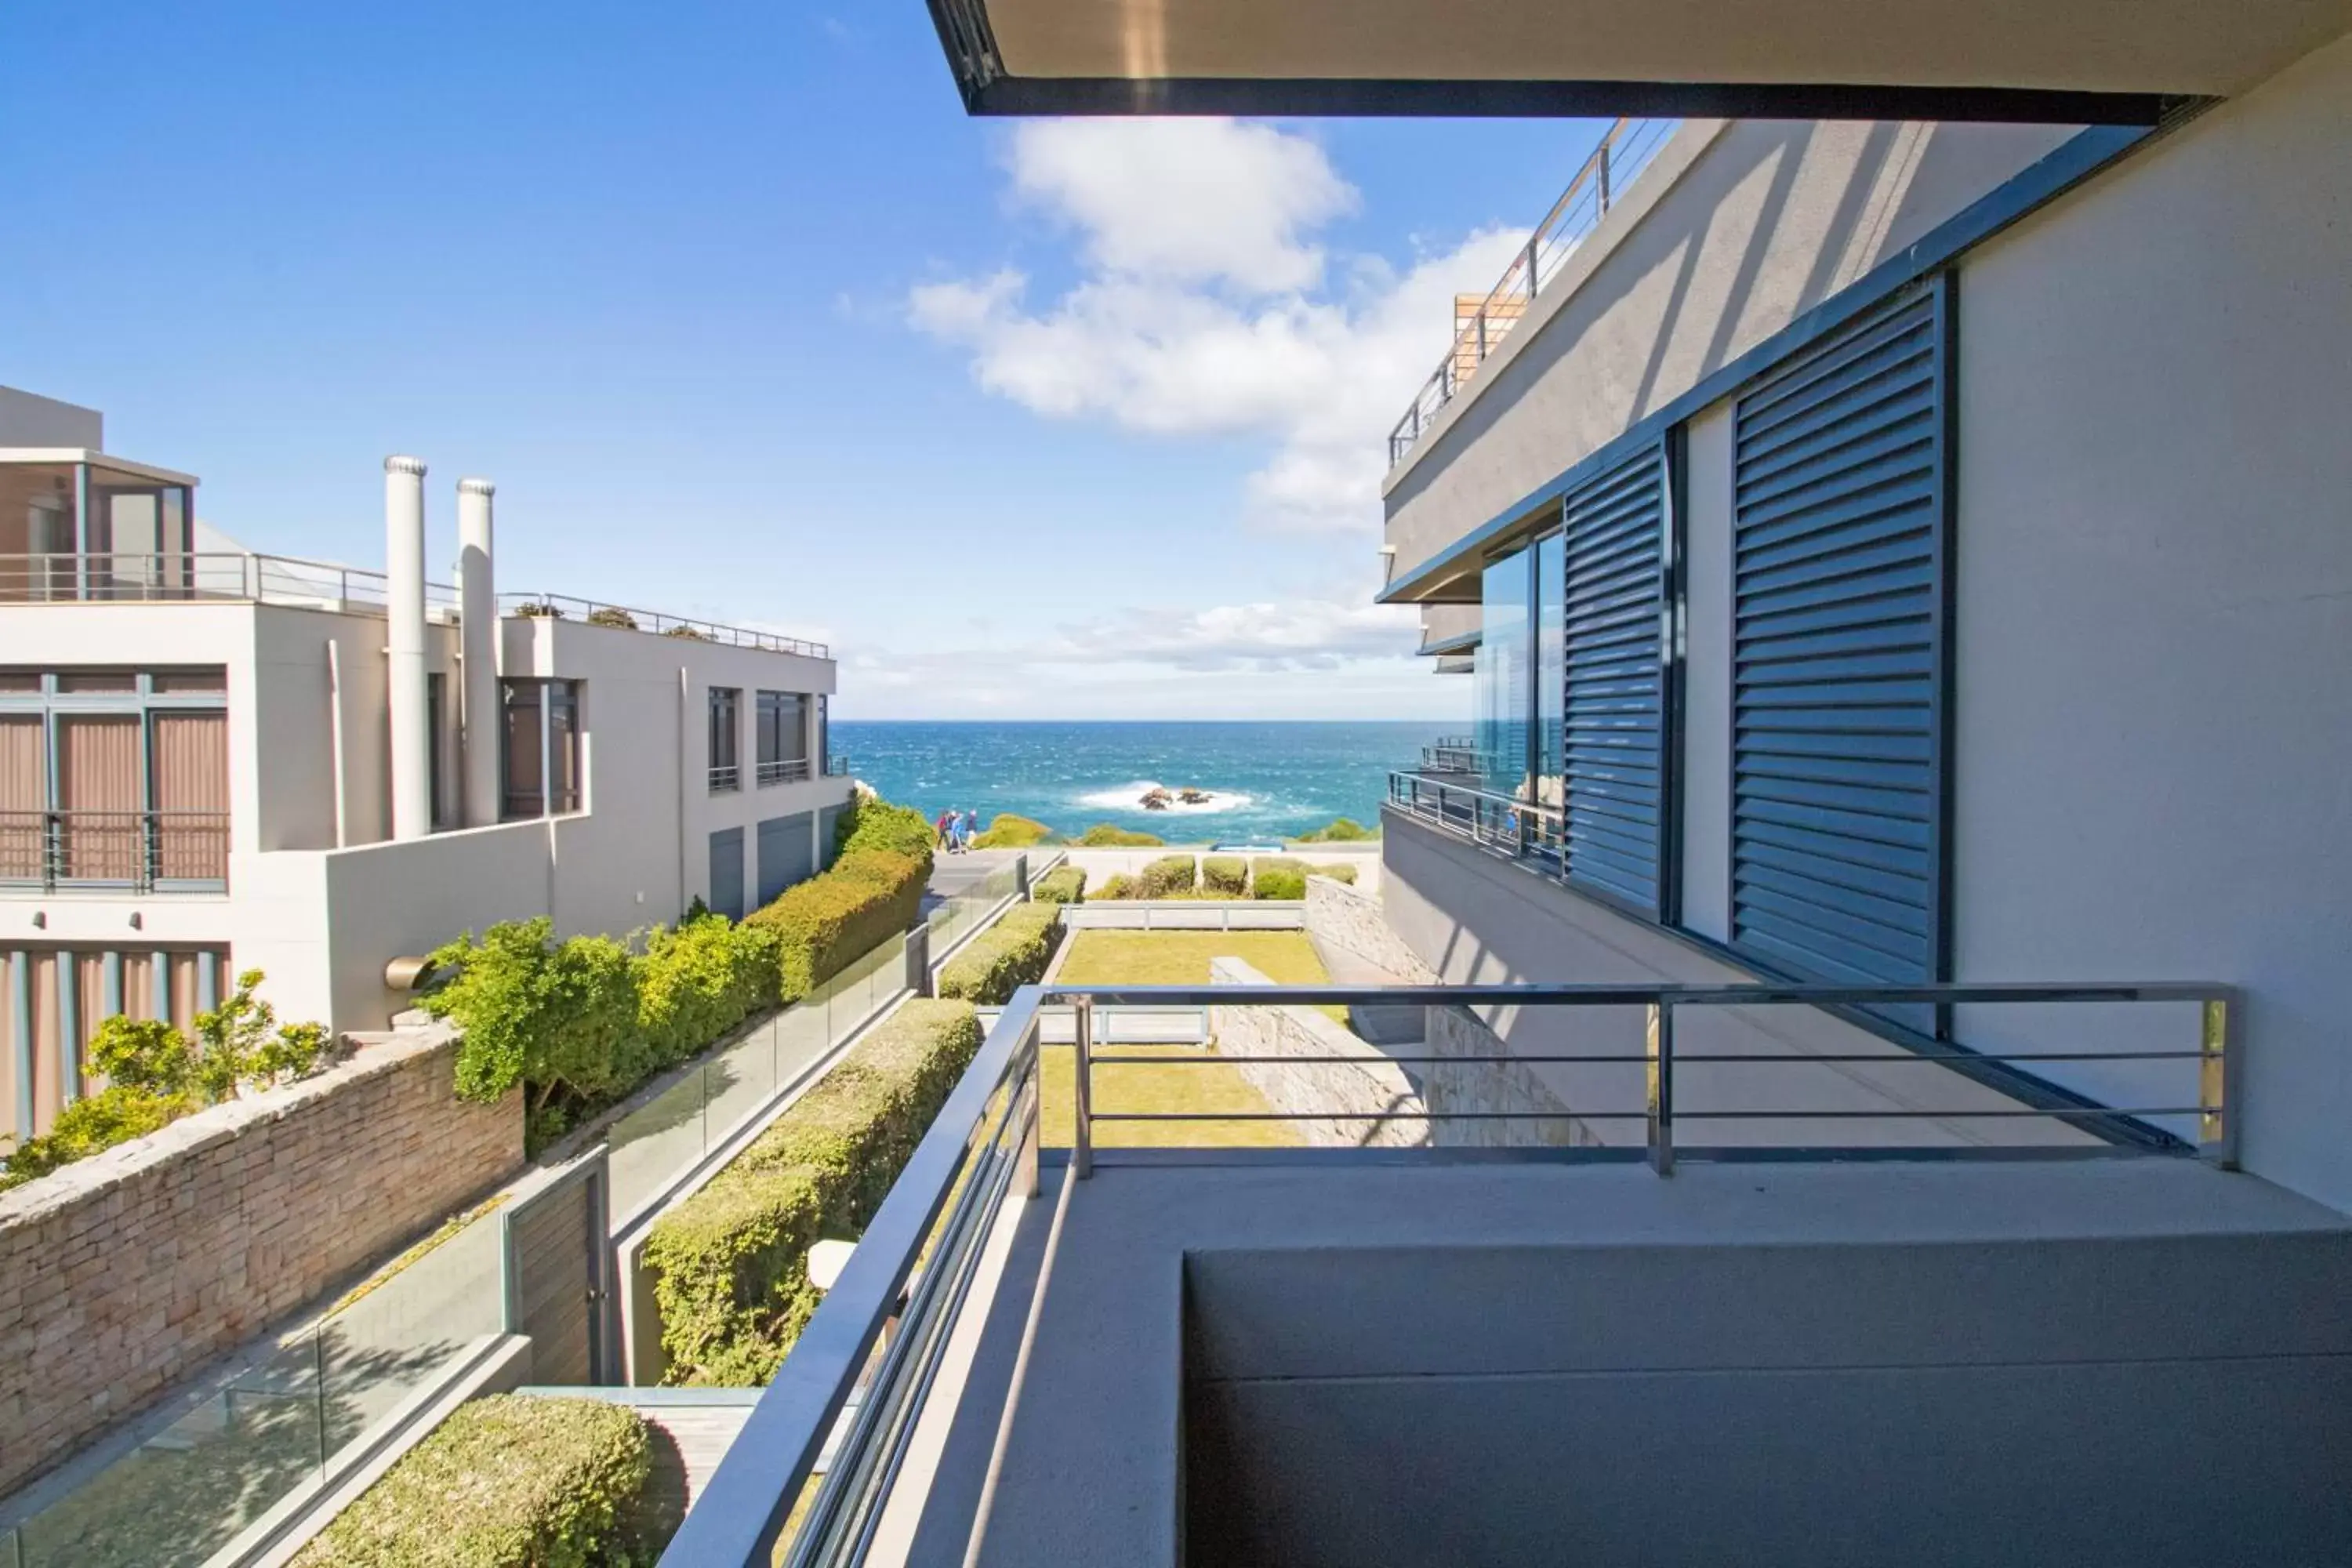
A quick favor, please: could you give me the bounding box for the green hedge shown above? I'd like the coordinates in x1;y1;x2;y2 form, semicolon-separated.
644;1000;983;1385
1252;857;1307;900
1076;822;1163;847
972;813;1056;848
936;902;1065;1005
1312;862;1359;886
1292;816;1378;843
1137;855;1196;898
744;848;926;1004
292;1394;656;1567
1029;864;1086;905
1200;856;1247;896
833;793;937;877
1094;873;1137;900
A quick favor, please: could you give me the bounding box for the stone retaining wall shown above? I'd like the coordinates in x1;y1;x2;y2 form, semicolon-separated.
1303;875;1436;982
0;1025;522;1496
1423;1004;1601;1149
1208;957;1426;1149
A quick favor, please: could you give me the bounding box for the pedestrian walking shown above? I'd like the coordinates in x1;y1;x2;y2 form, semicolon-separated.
935;810;955;851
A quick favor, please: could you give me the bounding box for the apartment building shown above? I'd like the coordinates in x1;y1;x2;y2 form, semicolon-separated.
644;8;2352;1568
0;387;851;1145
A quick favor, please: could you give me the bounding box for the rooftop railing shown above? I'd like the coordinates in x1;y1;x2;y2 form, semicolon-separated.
1388;117;1678;468
662;973;2237;1566
0;553;457;614
500;593;829;659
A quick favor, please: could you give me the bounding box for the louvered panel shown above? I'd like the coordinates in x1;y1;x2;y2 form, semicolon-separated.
1732;283;1948;1006
1560;443;1668;912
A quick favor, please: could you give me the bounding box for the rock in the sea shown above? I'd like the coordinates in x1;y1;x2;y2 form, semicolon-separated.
1178;787;1208;804
1141;787;1171;810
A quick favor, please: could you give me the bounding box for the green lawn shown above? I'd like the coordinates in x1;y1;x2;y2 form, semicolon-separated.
1038;931;1329;1148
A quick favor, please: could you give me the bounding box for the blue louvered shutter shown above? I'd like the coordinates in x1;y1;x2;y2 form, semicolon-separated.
1561;443;1669;913
1730;283;1949;1003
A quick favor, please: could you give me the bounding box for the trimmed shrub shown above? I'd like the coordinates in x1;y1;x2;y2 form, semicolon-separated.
1200;856;1247;896
662;623;708;641
1136;855;1196;898
833;793;936;877
937;902;1064;1005
1252;857;1308;900
1312;862;1360;886
1029;865;1086;905
1076;822;1163;847
1293;816;1377;843
635;914;781;1070
583;604;639;630
427;919;640;1116
744;848;926;1004
1093;873;1137;900
513;599;563;619
972;812;1055;848
646;1000;983;1385
291;1394;655;1567
1;1087;194;1192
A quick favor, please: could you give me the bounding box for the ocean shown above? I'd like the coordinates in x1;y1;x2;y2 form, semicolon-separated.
829;720;1450;844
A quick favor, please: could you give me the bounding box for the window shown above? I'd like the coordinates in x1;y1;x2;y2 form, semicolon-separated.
0;668;229;890
500;678;583;821
755;690;808;786
816;695;830;775
709;687;741;793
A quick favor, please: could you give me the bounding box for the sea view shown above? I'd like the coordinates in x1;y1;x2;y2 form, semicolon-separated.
831;720;1451;843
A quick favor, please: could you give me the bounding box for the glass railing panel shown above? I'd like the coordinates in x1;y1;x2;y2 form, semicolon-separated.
608;1066;716;1223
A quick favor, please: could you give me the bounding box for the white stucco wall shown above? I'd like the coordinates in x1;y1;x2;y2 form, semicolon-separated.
1947;32;2352;1207
1385;118;2078;581
0;387;102;448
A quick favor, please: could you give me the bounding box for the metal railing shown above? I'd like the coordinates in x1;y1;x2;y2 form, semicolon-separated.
0;553;458;614
500;593;829;659
1388;118;1678;467
823;756;851;778
708;764;742;794
662;974;2237;1565
0;810;229;891
1421;738;1485;774
757;757;812;787
1388;769;1563;858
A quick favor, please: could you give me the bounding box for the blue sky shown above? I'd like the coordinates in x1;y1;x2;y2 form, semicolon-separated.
0;1;1610;719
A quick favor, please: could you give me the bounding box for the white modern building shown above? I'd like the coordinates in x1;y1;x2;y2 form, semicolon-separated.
0;387;852;1145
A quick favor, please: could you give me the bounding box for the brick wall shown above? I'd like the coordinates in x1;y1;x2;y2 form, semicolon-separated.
0;1026;522;1497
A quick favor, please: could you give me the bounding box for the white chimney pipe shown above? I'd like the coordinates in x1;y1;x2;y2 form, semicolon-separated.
384;456;431;841
456;478;500;827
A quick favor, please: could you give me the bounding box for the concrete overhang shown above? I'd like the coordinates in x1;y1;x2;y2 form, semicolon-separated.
927;0;2351;121
0;448;200;488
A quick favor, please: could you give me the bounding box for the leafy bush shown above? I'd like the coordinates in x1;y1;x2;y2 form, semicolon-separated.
635;914;781;1071
661;623;708;641
646;1000;982;1385
1252;858;1308;900
87;1015;193;1095
1136;855;1196;898
1093;873;1137;900
1201;856;1247;896
833;793;936;877
292;1394;656;1568
1294;816;1377;843
1029;865;1086;905
972;813;1056;849
426;920;641;1118
1076;822;1163;847
1312;862;1360;886
87;972;332;1102
513;599;563;619
1;1086;194;1192
745;848;925;1004
937;902;1064;1004
583;604;639;630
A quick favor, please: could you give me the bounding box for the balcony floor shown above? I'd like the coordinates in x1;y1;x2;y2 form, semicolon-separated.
927;1154;2351;1568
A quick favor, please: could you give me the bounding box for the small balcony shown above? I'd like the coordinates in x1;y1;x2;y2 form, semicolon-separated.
0;809;229;892
757;757;811;787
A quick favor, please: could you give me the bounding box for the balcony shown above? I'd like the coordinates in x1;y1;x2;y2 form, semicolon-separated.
502;592;829;659
0;552;458;615
757;757;811;787
643;970;2352;1568
0;809;229;892
708;764;742;795
1387;118;1677;469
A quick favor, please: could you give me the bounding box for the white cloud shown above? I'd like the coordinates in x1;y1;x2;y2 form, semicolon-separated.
1007;118;1356;292
909;119;1527;534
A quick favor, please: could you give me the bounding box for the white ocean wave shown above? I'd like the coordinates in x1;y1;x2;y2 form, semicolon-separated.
1073;779;1254;815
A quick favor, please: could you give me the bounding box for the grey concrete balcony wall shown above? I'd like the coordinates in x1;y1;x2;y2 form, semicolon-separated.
1382;118;2074;584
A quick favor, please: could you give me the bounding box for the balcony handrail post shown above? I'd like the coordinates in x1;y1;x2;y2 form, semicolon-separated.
1646;999;1675;1175
1599;132;1613;213
2200;989;2244;1170
1072;997;1094;1180
1014;1011;1042;1200
1524;236;1540;298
